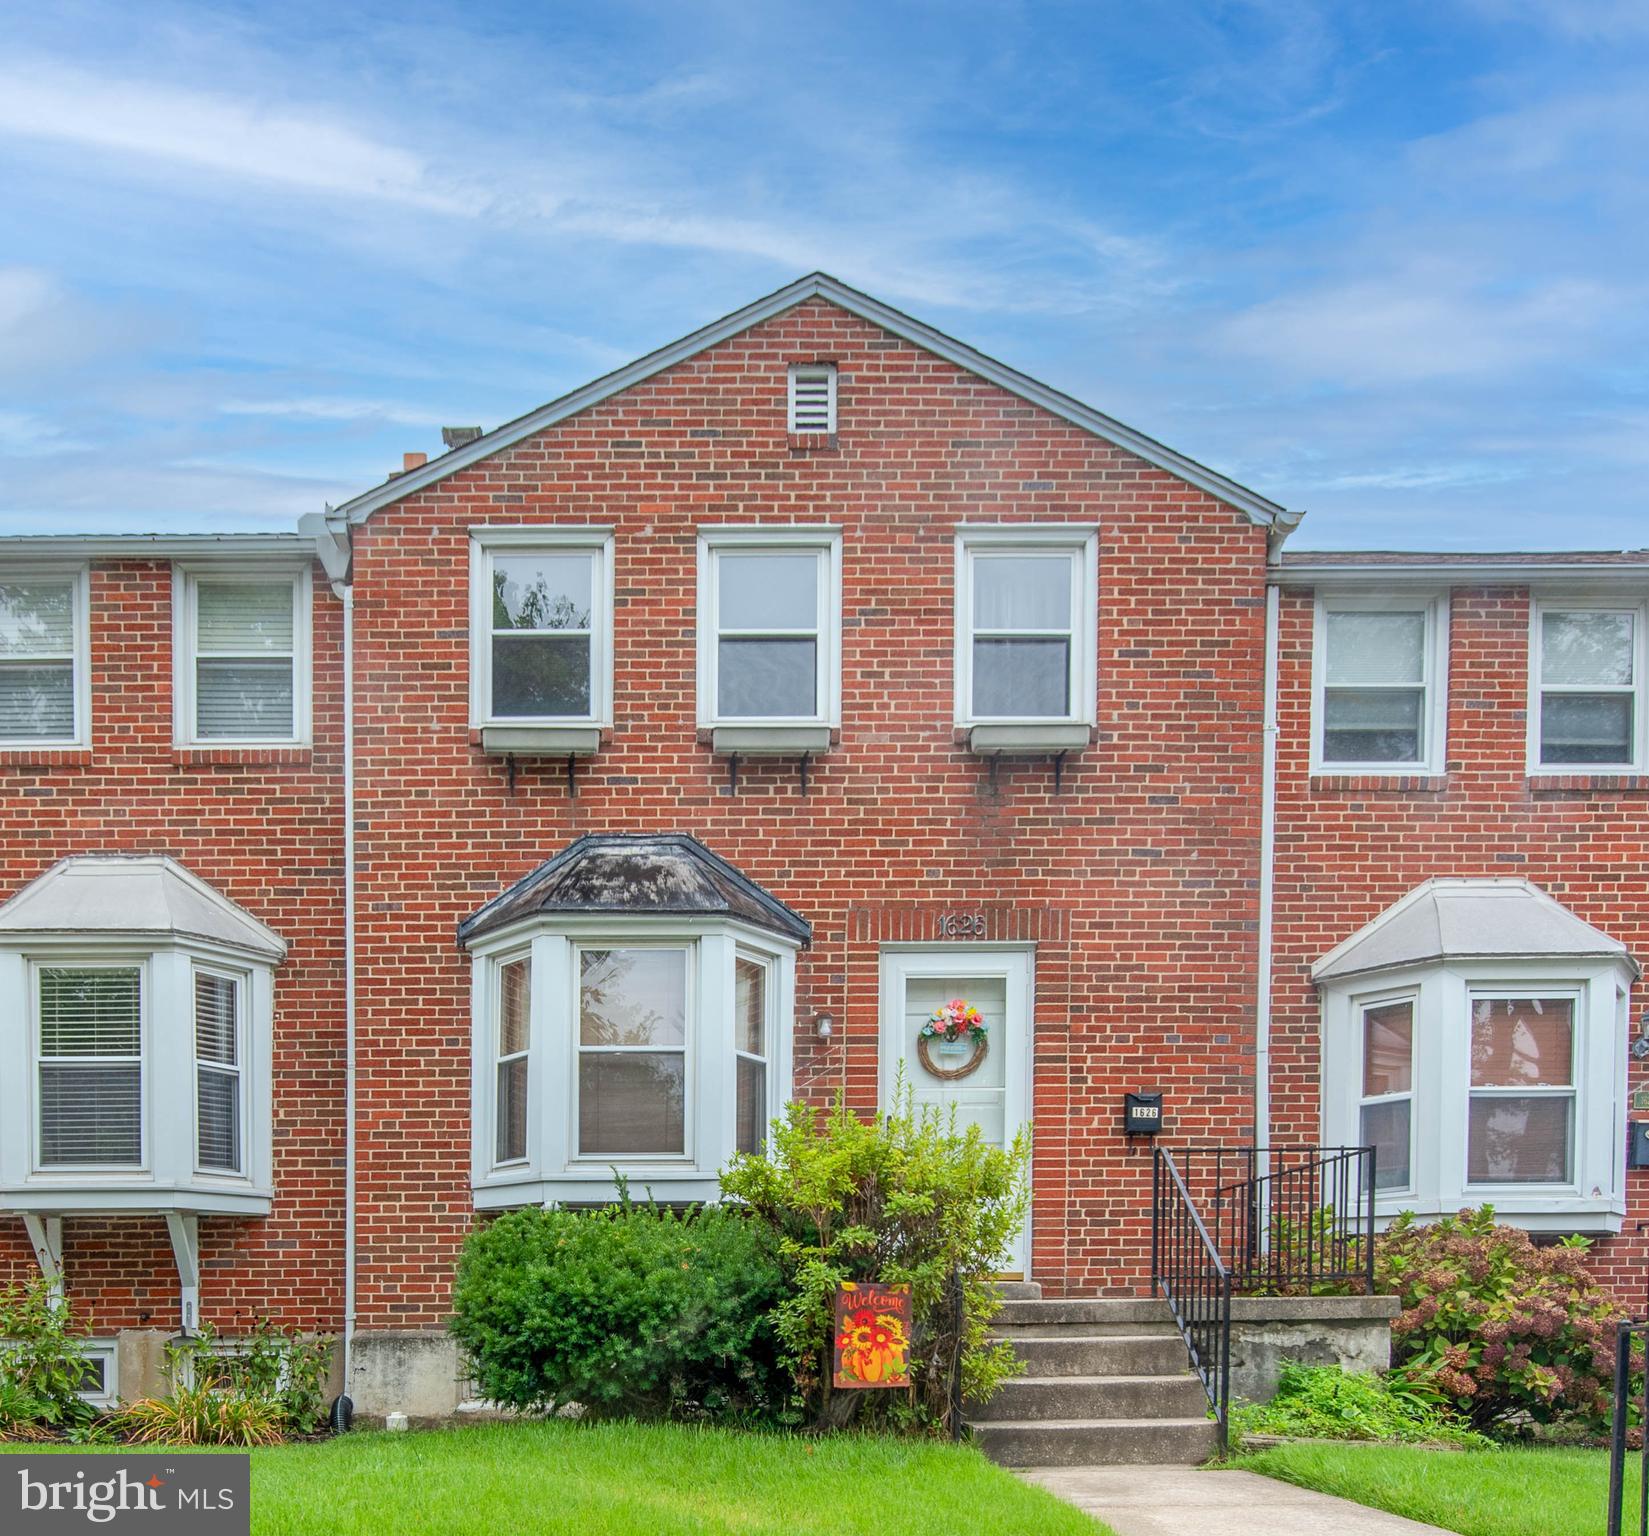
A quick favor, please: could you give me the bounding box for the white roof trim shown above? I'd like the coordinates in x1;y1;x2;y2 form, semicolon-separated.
1276;560;1649;590
0;856;286;961
329;272;1297;531
0;534;313;561
1312;877;1638;984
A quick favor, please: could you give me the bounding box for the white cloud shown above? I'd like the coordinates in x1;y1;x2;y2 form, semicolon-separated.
218;396;453;427
1466;0;1649;39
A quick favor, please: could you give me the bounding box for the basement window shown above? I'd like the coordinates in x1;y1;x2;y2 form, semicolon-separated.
787;365;836;434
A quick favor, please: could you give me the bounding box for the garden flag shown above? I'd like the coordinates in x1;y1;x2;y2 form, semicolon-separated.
832;1281;912;1389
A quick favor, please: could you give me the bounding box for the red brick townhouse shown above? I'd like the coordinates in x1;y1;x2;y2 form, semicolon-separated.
0;274;1643;1418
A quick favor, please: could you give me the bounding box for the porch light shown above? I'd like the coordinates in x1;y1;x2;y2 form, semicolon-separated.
814;1011;835;1039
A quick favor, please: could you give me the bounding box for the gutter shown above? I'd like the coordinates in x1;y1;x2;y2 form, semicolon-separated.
1256;582;1281;1153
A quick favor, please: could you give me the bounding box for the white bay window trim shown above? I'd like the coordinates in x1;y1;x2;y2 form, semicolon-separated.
467;527;615;744
953;524;1099;733
468;915;797;1208
0;566;91;749
1321;957;1630;1231
1310;590;1449;776
173;564;312;748
695;526;842;733
1527;595;1648;775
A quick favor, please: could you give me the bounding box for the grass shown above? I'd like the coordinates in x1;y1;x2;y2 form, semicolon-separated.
1237;1440;1639;1536
0;1419;1109;1536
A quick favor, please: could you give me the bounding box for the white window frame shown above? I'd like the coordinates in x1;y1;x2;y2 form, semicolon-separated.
1310;591;1449;776
695;527;842;729
173;564;312;748
0;565;91;749
787;364;837;434
1464;985;1580;1192
491;949;532;1170
76;1341;118;1407
1527;596;1648;775
1356;991;1416;1199
31;957;148;1175
734;948;775;1157
1321;957;1629;1231
953;525;1099;729
192;962;248;1179
467;527;614;730
466;918;798;1208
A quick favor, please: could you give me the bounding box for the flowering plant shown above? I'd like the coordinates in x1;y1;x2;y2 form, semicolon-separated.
919;998;987;1042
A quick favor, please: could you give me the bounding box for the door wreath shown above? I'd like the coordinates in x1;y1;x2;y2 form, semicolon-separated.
917;998;990;1082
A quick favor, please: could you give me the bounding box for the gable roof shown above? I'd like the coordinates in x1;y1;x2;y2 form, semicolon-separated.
0;856;287;961
1312;878;1637;984
457;833;811;948
328;272;1298;532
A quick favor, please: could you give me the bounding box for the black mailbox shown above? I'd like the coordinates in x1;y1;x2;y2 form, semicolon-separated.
1123;1091;1164;1137
1630;1122;1649;1170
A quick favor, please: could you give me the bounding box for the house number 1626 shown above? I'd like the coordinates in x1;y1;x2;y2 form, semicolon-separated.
937;911;987;938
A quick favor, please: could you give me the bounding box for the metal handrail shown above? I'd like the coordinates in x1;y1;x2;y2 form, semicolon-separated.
1152;1147;1233;1452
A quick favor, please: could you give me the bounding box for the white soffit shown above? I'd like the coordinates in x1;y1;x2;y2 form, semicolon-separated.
0;856;286;961
1313;878;1637;983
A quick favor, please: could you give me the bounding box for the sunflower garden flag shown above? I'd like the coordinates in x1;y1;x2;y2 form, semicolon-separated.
832;1280;912;1389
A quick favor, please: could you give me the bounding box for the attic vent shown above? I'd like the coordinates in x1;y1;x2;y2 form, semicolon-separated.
787;364;836;434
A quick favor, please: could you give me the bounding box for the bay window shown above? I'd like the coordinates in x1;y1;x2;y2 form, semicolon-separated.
1530;602;1646;772
494;956;530;1165
735;955;772;1157
1358;997;1413;1194
577;946;689;1158
38;965;143;1168
1312;593;1447;774
194;968;244;1175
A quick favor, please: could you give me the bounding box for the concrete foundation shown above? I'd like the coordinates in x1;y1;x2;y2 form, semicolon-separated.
348;1330;466;1424
1228;1295;1400;1403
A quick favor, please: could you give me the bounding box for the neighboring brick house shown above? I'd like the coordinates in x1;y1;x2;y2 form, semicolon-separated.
0;274;1642;1416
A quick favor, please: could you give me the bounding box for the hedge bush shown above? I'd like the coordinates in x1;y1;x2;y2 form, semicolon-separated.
0;1277;98;1439
450;1200;787;1421
720;1087;1030;1431
1376;1206;1632;1434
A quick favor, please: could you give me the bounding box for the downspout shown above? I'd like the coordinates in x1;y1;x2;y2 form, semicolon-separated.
1256;580;1281;1153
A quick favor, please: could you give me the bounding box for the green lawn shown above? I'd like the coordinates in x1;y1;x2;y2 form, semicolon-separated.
1238;1440;1638;1536
2;1420;1107;1536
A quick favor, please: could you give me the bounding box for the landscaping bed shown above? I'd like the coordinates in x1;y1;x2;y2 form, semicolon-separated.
0;1419;1110;1536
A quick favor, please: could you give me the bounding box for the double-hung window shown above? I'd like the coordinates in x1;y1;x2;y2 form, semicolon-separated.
1467;993;1576;1186
494;955;530;1165
735;954;771;1156
0;571;87;746
955;527;1098;728
194;967;243;1175
577;946;690;1158
470;530;613;731
1531;602;1645;771
697;529;841;728
1313;594;1447;773
177;569;309;745
37;965;143;1168
1358;997;1413;1193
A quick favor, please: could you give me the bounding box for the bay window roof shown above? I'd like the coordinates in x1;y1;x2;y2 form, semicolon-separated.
1313;878;1637;985
458;834;811;948
0;856;285;960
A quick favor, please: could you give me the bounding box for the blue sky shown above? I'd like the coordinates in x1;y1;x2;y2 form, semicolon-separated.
0;0;1645;549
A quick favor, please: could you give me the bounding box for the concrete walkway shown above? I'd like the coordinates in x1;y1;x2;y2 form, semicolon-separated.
1020;1464;1452;1536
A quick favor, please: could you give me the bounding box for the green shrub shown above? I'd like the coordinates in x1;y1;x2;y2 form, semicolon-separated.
119;1380;285;1447
1376;1206;1631;1435
720;1087;1031;1431
1231;1361;1490;1448
450;1200;788;1421
0;1277;98;1436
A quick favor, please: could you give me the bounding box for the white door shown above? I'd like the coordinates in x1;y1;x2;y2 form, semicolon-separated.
879;947;1033;1275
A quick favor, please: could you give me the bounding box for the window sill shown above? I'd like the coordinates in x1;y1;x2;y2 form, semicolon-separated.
0;1182;272;1218
478;725;603;757
474;1172;724;1210
709;724;832;757
965;723;1091;755
1310;772;1448;793
1528;773;1649;795
173;745;312;767
0;746;92;768
786;432;838;453
1373;1194;1621;1234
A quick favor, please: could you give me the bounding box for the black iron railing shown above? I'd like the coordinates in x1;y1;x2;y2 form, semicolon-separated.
1152;1147;1233;1451
1608;1321;1648;1536
1171;1145;1377;1295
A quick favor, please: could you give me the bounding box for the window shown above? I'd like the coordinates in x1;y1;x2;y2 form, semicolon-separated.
955;527;1099;726
577;947;689;1158
494;955;530;1165
787;364;836;434
469;529;613;728
735;954;771;1156
1467;994;1575;1185
696;529;841;727
1313;594;1447;773
176;568;310;745
0;571;87;746
1359;998;1413;1193
74;1344;117;1407
1531;603;1645;771
194;968;243;1174
37;966;142;1168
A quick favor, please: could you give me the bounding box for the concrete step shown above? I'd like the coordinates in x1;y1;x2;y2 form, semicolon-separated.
992;1280;1044;1301
971;1373;1210;1423
972;1415;1220;1467
1000;1333;1191;1378
994;1297;1171;1329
